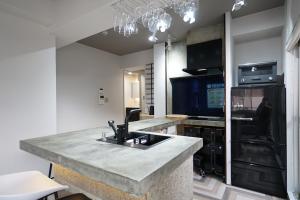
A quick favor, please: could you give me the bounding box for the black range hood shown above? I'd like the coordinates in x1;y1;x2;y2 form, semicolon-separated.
182;67;223;75
184;39;223;75
182;68;208;75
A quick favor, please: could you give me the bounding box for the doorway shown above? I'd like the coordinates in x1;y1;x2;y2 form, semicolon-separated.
123;65;154;121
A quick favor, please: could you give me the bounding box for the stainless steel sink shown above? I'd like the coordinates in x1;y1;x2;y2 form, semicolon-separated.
97;132;172;150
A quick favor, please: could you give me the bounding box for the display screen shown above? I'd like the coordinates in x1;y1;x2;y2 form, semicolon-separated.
171;74;224;117
207;83;224;108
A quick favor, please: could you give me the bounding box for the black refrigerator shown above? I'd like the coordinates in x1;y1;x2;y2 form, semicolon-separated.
231;85;286;198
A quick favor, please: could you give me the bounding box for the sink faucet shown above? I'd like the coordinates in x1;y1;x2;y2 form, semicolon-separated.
108;109;141;144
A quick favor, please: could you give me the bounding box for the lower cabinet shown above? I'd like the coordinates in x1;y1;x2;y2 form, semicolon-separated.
184;126;225;179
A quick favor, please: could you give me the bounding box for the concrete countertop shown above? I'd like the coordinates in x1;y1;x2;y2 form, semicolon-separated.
184;119;225;127
128;116;225;131
20;117;202;196
129;117;184;131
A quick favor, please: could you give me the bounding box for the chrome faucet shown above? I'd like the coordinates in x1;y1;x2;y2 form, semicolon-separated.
108;109;141;144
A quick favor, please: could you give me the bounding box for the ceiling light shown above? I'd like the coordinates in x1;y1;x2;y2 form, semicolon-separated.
183;10;195;24
148;33;158;42
112;0;199;40
177;0;198;24
232;0;246;12
128;72;133;75
157;13;172;32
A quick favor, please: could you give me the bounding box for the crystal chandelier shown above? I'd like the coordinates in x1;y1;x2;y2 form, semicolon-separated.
112;0;199;42
232;0;246;12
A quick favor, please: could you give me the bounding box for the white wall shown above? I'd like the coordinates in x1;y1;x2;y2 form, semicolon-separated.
232;6;284;42
283;0;300;195
290;0;300;27
120;49;153;69
225;12;234;185
53;3;115;48
187;23;224;45
234;36;283;86
0;11;56;175
57;43;123;133
154;43;166;117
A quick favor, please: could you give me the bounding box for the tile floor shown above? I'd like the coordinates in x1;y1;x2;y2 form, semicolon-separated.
193;174;285;200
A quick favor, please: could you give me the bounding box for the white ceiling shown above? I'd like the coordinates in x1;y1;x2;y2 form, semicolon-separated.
0;0;112;27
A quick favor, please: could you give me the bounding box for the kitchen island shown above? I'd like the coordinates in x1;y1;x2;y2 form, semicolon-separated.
20;117;203;200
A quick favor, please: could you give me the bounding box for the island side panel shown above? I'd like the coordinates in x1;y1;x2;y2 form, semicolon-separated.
53;156;193;200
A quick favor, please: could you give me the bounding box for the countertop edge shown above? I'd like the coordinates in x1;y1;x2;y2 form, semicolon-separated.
20;140;141;194
20;135;202;196
137;138;203;195
19;116;217;196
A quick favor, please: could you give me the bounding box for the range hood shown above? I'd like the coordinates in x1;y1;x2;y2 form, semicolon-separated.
184;39;223;75
182;68;208;75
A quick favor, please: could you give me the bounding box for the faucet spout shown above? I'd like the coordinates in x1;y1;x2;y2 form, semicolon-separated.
124;109;141;138
108;109;141;144
108;120;117;137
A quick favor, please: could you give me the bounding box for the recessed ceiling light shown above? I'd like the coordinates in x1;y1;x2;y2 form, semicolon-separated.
128;72;133;75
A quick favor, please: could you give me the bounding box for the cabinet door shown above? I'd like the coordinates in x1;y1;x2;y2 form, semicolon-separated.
184;126;201;137
232;161;286;198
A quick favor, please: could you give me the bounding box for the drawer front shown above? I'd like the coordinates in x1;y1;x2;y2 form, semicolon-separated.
232;162;286;198
232;142;286;169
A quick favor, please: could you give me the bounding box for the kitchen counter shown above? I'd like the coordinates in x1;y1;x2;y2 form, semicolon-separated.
129;115;225;131
184;119;225;127
20;116;202;200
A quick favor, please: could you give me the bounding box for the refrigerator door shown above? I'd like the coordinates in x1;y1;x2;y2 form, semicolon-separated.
232;161;287;198
231;85;287;197
231;86;286;145
231;141;286;169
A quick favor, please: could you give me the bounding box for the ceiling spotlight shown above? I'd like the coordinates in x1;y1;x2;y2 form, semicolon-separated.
183;10;196;24
157;12;172;32
232;0;246;12
148;32;158;42
128;72;133;75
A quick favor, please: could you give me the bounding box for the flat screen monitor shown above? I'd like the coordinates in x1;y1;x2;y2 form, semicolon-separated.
170;75;224;117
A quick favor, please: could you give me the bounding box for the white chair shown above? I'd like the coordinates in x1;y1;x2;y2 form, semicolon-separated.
0;171;68;200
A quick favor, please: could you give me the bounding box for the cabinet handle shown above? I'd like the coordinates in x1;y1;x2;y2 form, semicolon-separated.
231;117;253;121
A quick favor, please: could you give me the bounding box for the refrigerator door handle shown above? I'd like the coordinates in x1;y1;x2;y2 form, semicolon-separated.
231;117;254;121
